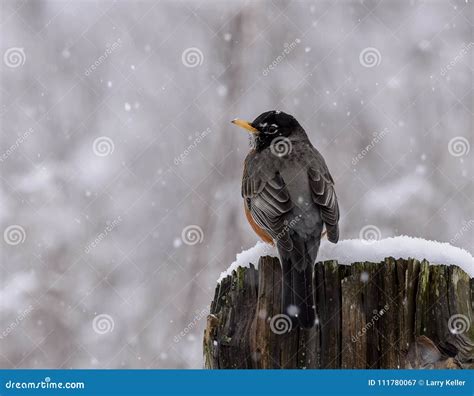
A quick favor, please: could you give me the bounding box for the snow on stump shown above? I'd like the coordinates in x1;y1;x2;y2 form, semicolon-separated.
203;237;474;369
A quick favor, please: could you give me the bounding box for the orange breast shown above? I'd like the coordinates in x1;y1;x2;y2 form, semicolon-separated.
244;203;274;245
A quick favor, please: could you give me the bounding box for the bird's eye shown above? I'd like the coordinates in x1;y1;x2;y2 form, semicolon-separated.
267;125;278;134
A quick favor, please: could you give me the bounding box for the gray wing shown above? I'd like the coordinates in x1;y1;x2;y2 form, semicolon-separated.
308;162;340;243
242;160;293;251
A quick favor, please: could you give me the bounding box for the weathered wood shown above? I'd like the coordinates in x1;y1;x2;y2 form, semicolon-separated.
204;256;474;369
341;272;366;368
204;264;259;368
315;260;342;368
251;257;281;368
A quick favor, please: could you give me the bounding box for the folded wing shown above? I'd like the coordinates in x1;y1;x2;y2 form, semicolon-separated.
242;164;293;251
308;166;339;243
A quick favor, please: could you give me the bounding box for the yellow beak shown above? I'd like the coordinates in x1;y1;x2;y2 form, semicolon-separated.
231;119;258;134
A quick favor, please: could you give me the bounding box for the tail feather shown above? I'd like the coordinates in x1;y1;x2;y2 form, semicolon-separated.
280;235;319;329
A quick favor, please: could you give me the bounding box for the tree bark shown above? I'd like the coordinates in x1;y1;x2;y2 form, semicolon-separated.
203;256;473;369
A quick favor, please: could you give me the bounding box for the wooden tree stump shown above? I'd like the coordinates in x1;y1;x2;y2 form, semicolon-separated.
203;256;474;369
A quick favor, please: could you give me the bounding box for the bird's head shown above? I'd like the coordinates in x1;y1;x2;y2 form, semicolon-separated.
231;110;303;152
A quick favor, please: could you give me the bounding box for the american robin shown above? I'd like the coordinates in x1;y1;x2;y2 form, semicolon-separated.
232;111;340;328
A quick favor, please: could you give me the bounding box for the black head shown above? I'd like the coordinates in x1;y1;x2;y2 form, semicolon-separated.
232;110;302;152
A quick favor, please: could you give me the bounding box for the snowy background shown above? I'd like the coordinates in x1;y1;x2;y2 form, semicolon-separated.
1;0;472;368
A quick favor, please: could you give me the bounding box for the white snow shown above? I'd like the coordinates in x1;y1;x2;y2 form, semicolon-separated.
61;48;71;58
217;85;228;97
0;271;37;308
217;241;277;282
217;236;474;282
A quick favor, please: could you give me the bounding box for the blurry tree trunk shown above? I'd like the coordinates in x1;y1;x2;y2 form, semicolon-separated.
180;10;250;320
203;256;473;369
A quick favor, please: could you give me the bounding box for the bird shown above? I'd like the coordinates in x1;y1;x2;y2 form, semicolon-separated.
232;111;340;328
